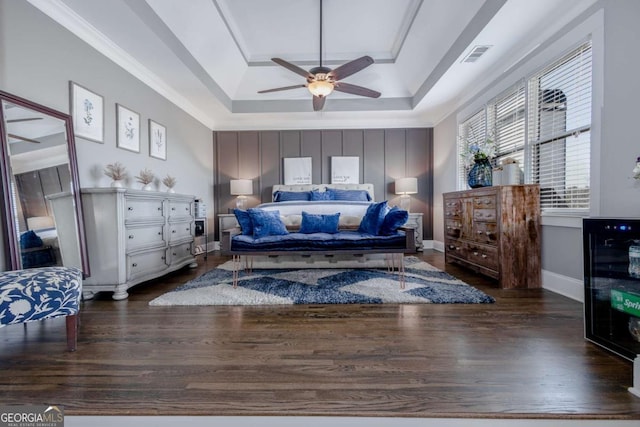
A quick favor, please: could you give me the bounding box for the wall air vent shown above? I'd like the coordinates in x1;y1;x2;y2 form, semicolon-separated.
461;45;492;63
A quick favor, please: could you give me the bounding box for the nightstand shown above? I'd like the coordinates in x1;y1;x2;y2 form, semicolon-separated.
405;212;424;251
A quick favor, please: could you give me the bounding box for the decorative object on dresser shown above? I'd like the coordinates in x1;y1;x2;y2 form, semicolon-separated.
395;177;418;211
136;168;155;191
230;179;252;209
104;161;127;188
80;188;197;300
162;174;177;193
443;185;540;289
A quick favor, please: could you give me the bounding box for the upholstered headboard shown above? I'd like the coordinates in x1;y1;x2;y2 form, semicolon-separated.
272;183;375;202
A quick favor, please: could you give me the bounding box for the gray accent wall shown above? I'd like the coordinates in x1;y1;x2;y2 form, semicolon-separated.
0;0;215;270
214;129;433;240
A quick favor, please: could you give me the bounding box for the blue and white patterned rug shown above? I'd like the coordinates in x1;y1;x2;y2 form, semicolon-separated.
149;257;494;306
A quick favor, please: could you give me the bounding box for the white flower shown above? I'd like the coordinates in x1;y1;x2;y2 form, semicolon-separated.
9;299;31;316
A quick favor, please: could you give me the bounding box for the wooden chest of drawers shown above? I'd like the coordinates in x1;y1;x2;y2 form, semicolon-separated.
443;185;541;289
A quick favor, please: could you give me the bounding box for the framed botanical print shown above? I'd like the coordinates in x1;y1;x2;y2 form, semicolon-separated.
149;119;167;160
69;81;104;143
116;103;140;152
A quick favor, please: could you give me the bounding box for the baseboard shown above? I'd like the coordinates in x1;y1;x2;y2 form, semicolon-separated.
431;240;444;252
542;269;583;302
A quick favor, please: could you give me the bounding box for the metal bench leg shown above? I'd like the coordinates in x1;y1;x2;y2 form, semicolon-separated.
232;255;241;288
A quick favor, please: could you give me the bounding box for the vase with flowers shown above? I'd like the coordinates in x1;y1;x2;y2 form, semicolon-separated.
461;135;496;188
136;168;155;191
104;162;127;188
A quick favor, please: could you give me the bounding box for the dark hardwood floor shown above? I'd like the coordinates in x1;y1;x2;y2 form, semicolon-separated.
1;250;639;419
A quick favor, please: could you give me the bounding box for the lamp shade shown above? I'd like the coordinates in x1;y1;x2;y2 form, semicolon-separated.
230;179;252;196
395;177;418;195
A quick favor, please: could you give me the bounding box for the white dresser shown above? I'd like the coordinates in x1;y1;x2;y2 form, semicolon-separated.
81;188;197;300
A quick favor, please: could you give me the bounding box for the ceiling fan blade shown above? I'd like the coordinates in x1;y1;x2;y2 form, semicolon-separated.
329;56;374;81
8;133;41;143
313;95;326;111
271;58;314;79
333;82;381;98
258;84;307;94
7;117;43;123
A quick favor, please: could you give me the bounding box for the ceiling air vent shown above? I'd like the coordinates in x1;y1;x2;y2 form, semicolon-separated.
462;45;492;63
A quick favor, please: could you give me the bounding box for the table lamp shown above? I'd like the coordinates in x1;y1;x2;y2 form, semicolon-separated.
230;179;252;210
395;177;418;212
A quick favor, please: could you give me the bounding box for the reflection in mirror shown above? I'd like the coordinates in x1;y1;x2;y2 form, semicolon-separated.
0;91;89;276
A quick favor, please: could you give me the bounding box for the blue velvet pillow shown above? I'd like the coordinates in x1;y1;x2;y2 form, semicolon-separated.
299;211;340;234
20;230;43;249
247;209;288;238
326;188;371;201
233;209;253;235
358;201;388;235
379;206;409;235
273;190;311;202
310;189;332;201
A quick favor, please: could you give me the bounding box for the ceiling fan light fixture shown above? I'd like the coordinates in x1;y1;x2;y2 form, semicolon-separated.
308;80;334;97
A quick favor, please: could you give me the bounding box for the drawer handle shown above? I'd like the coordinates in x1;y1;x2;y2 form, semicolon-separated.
129;235;134;239
158;207;162;211
481;254;487;258
477;230;483;234
161;256;166;260
173;252;177;256
171;207;176;211
128;207;133;211
473;251;479;256
172;230;176;233
186;227;190;231
158;232;162;235
132;263;137;267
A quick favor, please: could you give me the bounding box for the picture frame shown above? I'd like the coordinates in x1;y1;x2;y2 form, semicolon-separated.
69;81;104;143
331;156;360;184
116;103;140;152
148;119;167;160
283;157;312;185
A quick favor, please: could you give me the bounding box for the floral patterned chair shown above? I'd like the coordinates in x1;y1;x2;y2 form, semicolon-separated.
0;267;82;351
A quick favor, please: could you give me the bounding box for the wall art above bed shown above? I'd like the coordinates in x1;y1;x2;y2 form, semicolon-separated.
331;156;359;184
284;157;312;185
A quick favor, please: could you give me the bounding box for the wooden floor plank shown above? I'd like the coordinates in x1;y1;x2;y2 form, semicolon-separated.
1;250;639;419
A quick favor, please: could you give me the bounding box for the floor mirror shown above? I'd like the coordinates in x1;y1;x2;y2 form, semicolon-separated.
0;90;90;276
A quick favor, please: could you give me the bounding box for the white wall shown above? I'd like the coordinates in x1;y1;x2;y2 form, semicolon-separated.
432;0;640;300
0;0;215;270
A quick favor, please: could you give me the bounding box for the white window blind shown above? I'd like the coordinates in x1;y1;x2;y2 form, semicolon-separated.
457;109;486;189
489;82;526;169
527;41;592;210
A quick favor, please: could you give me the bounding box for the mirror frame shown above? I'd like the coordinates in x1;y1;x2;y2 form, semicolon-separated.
0;89;90;276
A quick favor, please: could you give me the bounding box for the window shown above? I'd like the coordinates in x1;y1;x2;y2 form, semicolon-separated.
457;41;592;212
527;42;592;210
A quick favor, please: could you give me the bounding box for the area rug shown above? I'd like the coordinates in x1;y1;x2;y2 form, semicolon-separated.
149;257;494;306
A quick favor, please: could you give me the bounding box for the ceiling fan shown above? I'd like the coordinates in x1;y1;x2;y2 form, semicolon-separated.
258;0;381;111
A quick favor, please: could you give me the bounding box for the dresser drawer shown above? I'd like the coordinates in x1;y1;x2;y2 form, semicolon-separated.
445;220;462;238
168;242;193;265
473;208;496;222
168;200;192;220
473;195;496;209
445;238;466;258
127;248;168;281
444;198;462;219
472;222;497;245
125;197;164;221
466;243;498;271
125;224;165;251
168;221;193;243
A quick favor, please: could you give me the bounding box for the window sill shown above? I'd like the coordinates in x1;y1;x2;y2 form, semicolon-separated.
540;213;586;228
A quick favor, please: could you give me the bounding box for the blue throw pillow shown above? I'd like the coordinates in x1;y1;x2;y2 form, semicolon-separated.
310;189;332;201
233;209;253;235
358;201;388;235
326;188;371;201
273;190;311;202
20;230;43;249
247;209;288;239
299;211;340;234
379;206;409;235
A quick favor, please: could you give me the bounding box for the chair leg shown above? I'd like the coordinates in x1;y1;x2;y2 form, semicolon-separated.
66;314;78;352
